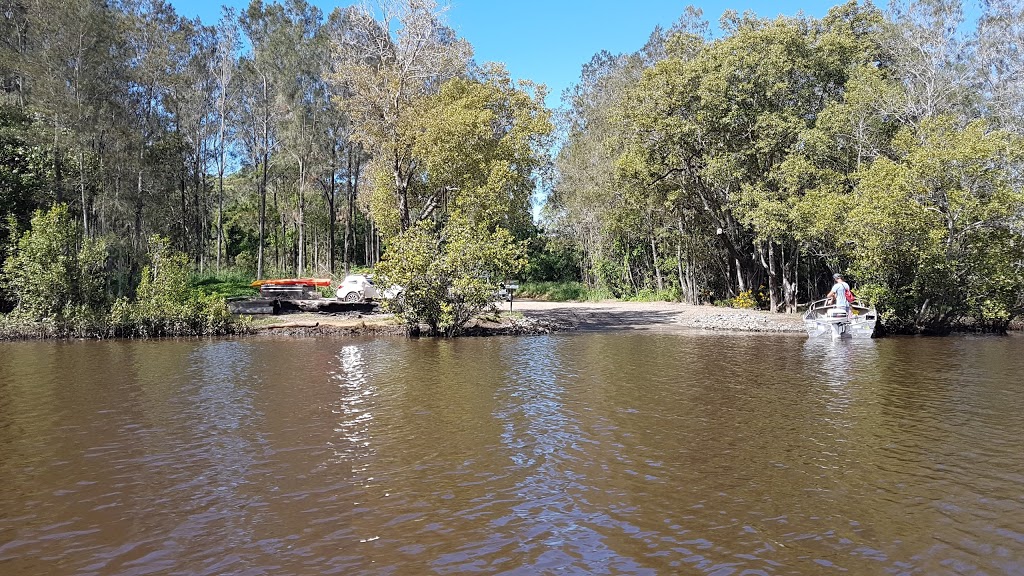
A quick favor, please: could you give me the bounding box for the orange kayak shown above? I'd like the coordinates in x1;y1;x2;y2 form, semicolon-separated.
250;278;333;287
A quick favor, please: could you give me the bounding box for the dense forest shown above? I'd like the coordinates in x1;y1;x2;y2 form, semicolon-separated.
550;0;1024;333
1;0;1022;336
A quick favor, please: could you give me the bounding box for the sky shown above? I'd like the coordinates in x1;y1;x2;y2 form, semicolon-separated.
168;0;838;108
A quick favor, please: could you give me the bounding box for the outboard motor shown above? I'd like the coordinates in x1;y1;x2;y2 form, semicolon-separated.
827;307;849;339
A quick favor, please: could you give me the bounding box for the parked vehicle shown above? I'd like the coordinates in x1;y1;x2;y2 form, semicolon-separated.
336;274;379;302
335;274;403;302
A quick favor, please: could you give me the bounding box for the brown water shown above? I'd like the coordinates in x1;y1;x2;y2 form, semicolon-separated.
1;333;1023;575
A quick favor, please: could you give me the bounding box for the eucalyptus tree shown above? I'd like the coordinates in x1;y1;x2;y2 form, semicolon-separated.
19;0;121;230
271;0;327;277
118;0;194;250
550;50;644;291
882;0;975;124
0;1;28;107
328;0;471;235
315;15;367;277
973;0;1024;132
213;8;239;270
551;8;719;300
170;18;219;267
237;0;290;278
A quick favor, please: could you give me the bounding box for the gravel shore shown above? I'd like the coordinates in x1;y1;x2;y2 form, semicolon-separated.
511;300;805;334
250;300;805;337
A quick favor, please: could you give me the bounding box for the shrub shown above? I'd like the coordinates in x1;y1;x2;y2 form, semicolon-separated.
110;236;236;337
731;290;757;309
376;216;526;337
1;204;111;324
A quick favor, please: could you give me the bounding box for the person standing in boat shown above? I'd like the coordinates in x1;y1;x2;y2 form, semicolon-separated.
825;272;852;316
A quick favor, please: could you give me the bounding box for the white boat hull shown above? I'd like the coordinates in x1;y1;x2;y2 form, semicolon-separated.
803;299;877;339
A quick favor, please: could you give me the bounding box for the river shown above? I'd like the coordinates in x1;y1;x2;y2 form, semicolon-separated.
1;332;1022;574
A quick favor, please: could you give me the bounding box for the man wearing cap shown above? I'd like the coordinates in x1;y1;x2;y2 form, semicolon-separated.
825;272;852;316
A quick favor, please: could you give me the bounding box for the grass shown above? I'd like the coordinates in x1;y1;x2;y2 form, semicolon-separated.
191;270;259;300
515;281;612;302
621;287;680;302
515;281;681;303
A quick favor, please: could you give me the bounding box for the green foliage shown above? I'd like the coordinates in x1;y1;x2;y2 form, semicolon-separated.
623;288;679;302
0;213;241;339
515;281;611;302
110;237;235;337
1;204;110;327
845;118;1024;333
413;68;553;236
191;270;260;300
523;232;582;283
375;216;527;337
0;106;48;300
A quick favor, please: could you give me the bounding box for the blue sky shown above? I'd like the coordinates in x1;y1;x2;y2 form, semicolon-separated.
169;0;838;108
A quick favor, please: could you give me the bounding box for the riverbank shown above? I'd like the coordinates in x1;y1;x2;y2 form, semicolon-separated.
248;300;805;338
512;300;805;334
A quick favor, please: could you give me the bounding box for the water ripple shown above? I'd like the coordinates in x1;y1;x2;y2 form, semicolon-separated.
1;334;1023;574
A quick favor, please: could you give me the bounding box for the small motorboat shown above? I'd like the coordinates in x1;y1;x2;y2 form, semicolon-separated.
803;298;877;339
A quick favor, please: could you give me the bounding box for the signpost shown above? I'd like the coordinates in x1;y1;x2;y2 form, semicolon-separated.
505;280;519;312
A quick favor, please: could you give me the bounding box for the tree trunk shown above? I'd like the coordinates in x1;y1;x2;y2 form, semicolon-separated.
52;115;63;205
180;169;188;255
781;244;798;313
217;164;224;271
79;150;88;236
257;158;267;280
327;147;337;276
216;111;226;272
297;158;306;277
650;230;663;292
767;242;779;312
135;167;144;251
676;240;685;302
257;74;270;280
395;157;410;231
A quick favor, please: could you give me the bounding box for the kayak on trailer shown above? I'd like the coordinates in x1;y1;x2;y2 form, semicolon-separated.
250;278;332;288
251;278;333;299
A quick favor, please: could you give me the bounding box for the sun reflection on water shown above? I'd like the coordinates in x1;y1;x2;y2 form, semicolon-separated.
326;345;377;479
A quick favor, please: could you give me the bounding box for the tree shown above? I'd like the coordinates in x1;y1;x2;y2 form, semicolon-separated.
617;3;886;311
846;117;1024;333
271;0;327;277
213;8;239;271
328;0;471;234
375;215;526;336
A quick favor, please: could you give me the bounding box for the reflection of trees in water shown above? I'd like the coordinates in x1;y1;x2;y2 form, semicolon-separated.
801;338;880;416
176;340;263;553
489;336;649;573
